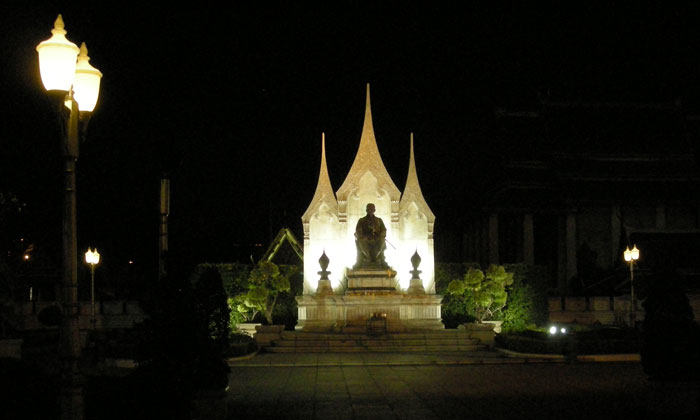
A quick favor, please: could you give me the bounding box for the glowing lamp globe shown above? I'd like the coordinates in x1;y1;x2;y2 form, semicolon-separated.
630;245;639;261
624;245;640;262
85;248;100;265
36;15;80;92
73;43;102;112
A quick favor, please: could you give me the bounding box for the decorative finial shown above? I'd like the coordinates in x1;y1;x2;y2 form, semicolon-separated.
410;250;422;280
54;14;66;32
411;249;421;271
79;42;89;59
407;250;426;294
318;250;330;280
316;250;333;295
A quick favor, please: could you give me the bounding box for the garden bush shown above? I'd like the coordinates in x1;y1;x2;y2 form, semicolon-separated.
501;264;550;332
496;326;641;355
437;263;549;330
642;270;700;380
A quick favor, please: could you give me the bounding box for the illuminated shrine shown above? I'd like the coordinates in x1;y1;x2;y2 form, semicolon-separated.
296;85;443;332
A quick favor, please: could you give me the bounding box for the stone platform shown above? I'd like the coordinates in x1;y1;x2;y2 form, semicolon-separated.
296;268;443;333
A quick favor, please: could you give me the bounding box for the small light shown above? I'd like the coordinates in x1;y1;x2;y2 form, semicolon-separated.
560;327;567;334
549;326;558;335
23;254;30;261
128;260;134;265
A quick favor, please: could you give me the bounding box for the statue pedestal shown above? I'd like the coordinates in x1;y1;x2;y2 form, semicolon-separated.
346;268;397;290
296;268;443;332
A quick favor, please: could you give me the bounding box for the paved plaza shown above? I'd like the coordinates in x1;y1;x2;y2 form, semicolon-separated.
226;352;699;420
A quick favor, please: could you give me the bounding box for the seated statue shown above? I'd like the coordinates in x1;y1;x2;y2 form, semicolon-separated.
354;203;388;269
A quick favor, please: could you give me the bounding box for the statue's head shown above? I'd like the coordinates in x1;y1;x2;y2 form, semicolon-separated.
366;203;376;215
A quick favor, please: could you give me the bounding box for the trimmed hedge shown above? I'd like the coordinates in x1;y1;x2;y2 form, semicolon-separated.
496;327;642;354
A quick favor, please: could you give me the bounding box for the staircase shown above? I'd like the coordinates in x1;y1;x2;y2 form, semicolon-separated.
264;330;489;353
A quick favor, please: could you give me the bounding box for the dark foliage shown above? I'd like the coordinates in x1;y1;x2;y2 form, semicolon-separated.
435;263;479;328
191;267;231;389
131;267;197;419
129;264;232;418
436;263;550;330
1;358;58;420
502;264;550;331
641;270;700;381
496;327;641;355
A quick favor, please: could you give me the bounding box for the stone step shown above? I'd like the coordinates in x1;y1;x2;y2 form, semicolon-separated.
265;344;488;353
279;331;477;341
265;329;495;353
271;338;481;347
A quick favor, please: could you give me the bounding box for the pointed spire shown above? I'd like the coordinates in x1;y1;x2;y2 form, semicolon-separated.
302;133;338;222
362;83;374;143
400;133;435;220
336;84;400;201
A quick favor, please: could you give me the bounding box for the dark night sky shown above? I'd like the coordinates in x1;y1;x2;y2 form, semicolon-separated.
2;2;699;275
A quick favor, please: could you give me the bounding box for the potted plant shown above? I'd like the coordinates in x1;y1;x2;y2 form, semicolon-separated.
447;265;513;337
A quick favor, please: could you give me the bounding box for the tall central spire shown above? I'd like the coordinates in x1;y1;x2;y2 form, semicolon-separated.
336;84;400;201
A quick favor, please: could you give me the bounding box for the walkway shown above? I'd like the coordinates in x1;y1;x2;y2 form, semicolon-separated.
226;352;698;419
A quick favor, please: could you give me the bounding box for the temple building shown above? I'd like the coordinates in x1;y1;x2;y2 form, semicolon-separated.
461;99;700;295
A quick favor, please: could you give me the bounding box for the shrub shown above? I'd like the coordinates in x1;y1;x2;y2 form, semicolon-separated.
436;263;479;327
447;265;513;322
501;264;550;332
642;270;700;380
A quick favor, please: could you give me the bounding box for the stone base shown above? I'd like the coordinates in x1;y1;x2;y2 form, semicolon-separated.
254;324;284;347
458;322;497;348
296;293;443;333
298;268;442;333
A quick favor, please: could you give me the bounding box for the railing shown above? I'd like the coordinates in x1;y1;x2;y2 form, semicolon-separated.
548;294;700;325
16;300;147;330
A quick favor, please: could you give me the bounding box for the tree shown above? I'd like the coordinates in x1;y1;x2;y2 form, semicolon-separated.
447;265;514;322
0;192;25;338
246;261;296;325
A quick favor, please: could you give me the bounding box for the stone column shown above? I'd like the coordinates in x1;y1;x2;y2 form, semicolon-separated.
523;213;535;265
488;213;499;265
611;205;620;267
566;213;578;286
656;203;666;229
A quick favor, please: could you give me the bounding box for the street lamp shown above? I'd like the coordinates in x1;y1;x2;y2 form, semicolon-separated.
37;14;102;420
623;244;640;327
84;248;100;329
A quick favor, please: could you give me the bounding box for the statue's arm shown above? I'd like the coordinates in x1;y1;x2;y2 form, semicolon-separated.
355;218;363;238
379;219;387;237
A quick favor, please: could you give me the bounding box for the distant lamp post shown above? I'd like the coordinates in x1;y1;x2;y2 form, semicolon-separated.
623;245;640;326
84;248;101;329
37;14;102;420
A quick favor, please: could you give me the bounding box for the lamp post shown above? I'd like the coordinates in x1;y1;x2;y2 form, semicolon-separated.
36;14;102;420
623;244;640;327
84;248;100;329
